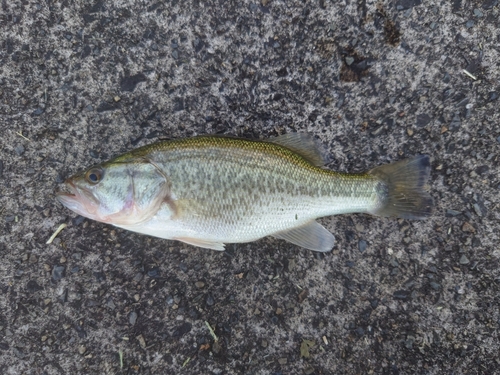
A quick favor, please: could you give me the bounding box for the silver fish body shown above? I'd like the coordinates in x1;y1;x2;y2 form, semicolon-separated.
57;134;433;251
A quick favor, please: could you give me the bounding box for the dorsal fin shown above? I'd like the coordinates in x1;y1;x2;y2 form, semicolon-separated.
268;133;326;166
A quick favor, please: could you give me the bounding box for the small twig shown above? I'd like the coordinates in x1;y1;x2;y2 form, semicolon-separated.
16;131;31;141
462;69;477;80
118;350;124;369
46;223;67;244
205;321;218;342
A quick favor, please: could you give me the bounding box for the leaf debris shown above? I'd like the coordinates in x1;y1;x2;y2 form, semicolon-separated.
300;339;315;358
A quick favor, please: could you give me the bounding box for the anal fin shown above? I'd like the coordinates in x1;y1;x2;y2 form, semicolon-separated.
175;237;226;251
272;221;335;252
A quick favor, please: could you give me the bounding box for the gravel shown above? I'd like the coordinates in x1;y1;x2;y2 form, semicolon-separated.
1;0;500;374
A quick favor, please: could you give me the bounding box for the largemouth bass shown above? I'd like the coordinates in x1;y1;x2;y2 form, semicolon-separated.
56;133;433;251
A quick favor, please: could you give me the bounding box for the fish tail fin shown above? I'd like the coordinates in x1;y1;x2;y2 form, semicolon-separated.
368;155;433;220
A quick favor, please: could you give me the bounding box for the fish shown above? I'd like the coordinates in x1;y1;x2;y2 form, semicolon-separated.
56;133;433;252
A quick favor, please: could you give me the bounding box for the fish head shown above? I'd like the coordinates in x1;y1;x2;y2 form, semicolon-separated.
56;160;168;225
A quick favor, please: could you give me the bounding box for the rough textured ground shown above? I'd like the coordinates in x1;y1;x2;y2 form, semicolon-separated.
1;0;499;374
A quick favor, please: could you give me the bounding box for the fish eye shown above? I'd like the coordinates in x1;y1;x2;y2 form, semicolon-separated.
85;167;104;184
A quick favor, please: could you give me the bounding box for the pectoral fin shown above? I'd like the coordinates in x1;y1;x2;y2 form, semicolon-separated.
175;237;226;251
272;221;335;252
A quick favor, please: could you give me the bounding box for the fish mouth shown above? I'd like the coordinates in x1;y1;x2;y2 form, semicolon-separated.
56;180;98;216
56;180;77;204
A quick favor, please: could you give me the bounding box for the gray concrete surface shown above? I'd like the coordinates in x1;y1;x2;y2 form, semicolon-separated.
1;0;499;374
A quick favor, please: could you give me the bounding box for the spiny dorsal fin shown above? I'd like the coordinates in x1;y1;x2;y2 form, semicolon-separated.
268;133;326;167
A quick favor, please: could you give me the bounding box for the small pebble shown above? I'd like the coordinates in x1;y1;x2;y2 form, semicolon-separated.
78;345;86;355
446;209;461;217
345;260;355;268
27;280;42;293
14;145;25;156
345;56;354;65
473;203;484;217
52;265;65;281
459;255;470;265
147;267;159;278
12;347;26;359
416;113;431;128
89;150;99;159
129;311;138;325
430;281;441;290
106;298;116;310
393;290;410;300
205;293;215;306
195;281;205;288
136;334;146;349
72;216;84;228
450;114;461;131
358;240;367;253
462;222;475;233
405;336;415;349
